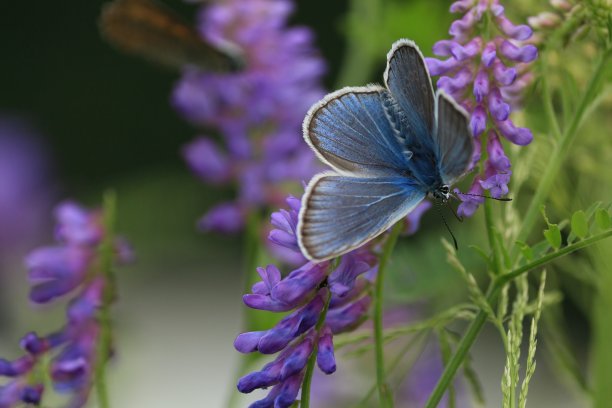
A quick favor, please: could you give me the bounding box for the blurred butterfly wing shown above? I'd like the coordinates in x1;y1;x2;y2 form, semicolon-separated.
434;91;474;185
384;40;435;140
298;174;426;261
100;0;243;72
304;85;413;177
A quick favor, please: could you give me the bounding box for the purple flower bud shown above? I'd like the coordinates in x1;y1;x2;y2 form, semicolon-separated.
470;105;487;137
450;38;482;61
488;88;510;121
473;69;490;103
197;202;245;233
327;296;371;334
480;168;512;198
449;0;473;13
26;246;91;304
456;179;485;218
0;381;23;407
499;40;538;63
496;119;533;145
234;331;266;353
20;332;50;355
490;4;504;16
20;384;43;405
425;57;460;76
279;336;313;379
237;360;282;393
496;15;533;40
67;278;105;324
252;265;281;295
492;60;517;86
527;12;562;29
256;294;324;354
273;372;303;408
405;200;432;235
316;326;336;374
481;42;497;67
268;196;301;253
0;356;34;377
437;68;472;95
328;253;372;297
487;131;511;172
270;262;328;308
182;137;232;184
432;40;455;57
550;0;572;11
449;11;477;40
54;202;102;246
51;353;90;392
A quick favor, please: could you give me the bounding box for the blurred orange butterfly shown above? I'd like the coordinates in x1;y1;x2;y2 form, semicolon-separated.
100;0;244;72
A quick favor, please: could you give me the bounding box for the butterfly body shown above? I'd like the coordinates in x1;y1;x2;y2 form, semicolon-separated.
298;40;473;262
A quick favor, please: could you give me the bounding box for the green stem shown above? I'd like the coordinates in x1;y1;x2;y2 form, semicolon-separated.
511;47;612;260
425;229;612;408
95;190;117;408
484;200;504;275
300;289;333;408
374;222;403;408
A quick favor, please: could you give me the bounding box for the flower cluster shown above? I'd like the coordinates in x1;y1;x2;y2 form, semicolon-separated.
174;0;326;233
425;0;538;217
234;195;430;407
0;202;131;408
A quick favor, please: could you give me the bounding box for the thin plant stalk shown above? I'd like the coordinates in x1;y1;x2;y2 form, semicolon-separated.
300;289;333;408
374;222;404;408
95;190;117;408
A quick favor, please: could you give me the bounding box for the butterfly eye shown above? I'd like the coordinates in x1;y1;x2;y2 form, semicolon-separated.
441;185;450;194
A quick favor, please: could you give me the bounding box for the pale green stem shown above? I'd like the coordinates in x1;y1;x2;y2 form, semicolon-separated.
95;190;117;408
425;230;612;408
374;222;403;408
300;289;333;408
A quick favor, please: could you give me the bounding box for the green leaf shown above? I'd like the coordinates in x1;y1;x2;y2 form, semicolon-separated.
596;208;611;230
515;240;534;261
544;224;562;250
571;210;589;239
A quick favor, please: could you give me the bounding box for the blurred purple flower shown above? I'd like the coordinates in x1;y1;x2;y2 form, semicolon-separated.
0;201;131;408
174;0;326;233
0;118;53;255
426;0;537;216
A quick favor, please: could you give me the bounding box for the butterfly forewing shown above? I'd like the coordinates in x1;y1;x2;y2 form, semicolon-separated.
384;40;436;139
304;85;413;178
298;174;425;261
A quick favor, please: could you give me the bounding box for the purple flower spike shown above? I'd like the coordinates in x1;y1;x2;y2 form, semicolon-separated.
279;337;313;379
499;40;538;63
0;356;34;377
427;0;537;216
496;16;533;40
20;384;43;405
316;326;336;374
273;372;304;408
182;137;232;184
270;262;328;308
327;296;372;334
54;202;102;246
328;254;372;297
405;201;432;235
197;202;245;233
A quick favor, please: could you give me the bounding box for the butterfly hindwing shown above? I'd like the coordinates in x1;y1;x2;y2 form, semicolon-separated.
298;174;426;261
434;90;474;185
303;85;413;177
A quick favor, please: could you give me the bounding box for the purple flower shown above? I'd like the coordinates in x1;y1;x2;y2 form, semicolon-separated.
235;195;382;406
427;0;538;215
197;202;245;234
0;200;132;408
175;0;326;233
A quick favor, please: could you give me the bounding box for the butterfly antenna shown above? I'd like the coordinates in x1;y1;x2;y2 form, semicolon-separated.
435;201;458;250
457;192;512;202
446;200;463;223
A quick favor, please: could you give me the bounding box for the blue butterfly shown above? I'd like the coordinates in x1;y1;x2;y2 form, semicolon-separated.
297;39;474;262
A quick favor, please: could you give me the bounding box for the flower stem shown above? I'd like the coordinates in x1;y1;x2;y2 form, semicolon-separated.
511;46;611;259
300;289;333;408
374;222;403;408
425;229;612;408
95;190;118;408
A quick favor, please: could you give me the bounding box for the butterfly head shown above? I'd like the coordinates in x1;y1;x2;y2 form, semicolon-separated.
431;185;451;203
